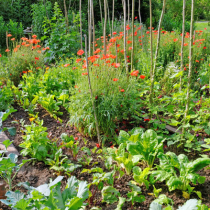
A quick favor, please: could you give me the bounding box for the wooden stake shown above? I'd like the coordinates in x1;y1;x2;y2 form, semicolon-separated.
84;34;101;145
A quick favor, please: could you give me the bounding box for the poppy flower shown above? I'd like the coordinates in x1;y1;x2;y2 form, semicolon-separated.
36;45;41;48
64;64;70;67
131;70;139;77
5;49;10;52
144;119;150;122
110;145;114;148
113;78;118;81
76;58;82;63
173;38;178;42
32;35;37;39
126;25;130;30
0;54;2;57
139;75;146;79
96;143;100;148
35;57;39;60
113;32;117;35
120;89;125;92
135;16;137;19
203;47;207;49
11;38;15;41
195;60;199;63
77;49;84;55
74;137;78;140
82;72;88;76
7;34;12;37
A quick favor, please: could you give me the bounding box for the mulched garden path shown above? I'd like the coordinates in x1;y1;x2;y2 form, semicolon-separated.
1;102;210;209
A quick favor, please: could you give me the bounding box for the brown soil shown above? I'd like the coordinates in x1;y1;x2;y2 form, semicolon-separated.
1;103;210;209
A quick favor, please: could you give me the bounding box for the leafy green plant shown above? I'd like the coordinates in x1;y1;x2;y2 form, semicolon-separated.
127;181;145;207
150;152;210;198
0;147;30;190
20;120;57;162
118;128;164;168
101;186;120;204
61;133;80;161
132;166;151;189
0;176;89;210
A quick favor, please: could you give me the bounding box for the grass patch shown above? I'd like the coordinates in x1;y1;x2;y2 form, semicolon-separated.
195;21;210;32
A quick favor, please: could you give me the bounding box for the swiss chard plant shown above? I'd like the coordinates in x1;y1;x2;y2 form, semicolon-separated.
118;128;165;168
150;152;210;198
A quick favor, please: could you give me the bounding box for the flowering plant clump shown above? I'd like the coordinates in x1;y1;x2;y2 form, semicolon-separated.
0;34;48;86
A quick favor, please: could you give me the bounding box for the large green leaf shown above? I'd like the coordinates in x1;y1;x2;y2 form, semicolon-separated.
102;186;120;204
117;130;130;144
166;176;183;191
65;197;83;210
115;197;126;210
187;158;210;173
166;152;180;169
77;181;89;201
177;199;198;210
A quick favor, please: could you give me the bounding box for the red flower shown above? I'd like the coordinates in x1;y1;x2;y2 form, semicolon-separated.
120;89;125;92
7;34;12;37
144;119;150;122
195;60;199;63
0;54;2;57
139;75;146;79
32;35;37;39
35;57;39;60
82;72;88;76
77;49;84;56
131;70;139;77
113;78;119;81
96;143;100;148
113;32;117;35
74;137;78;140
76;58;82;63
173;38;178;42
135;16;137;20
126;25;130;30
5;49;10;52
11;38;15;41
64;64;70;67
203;47;207;49
110;145;114;148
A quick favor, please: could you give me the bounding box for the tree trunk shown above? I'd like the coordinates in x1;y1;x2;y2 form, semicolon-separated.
99;0;103;24
128;0;130;25
180;0;186;91
64;0;69;34
106;0;111;35
182;0;194;137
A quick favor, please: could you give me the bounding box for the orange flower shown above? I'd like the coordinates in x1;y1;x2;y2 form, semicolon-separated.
35;57;39;60
195;60;199;63
25;44;30;47
76;58;82;63
64;64;70;67
32;35;37;39
113;78;119;81
120;89;125;92
113;32;117;35
131;70;139;76
5;49;10;52
77;49;84;56
22;42;26;46
7;34;12;37
82;72;88;76
11;38;15;41
127;40;132;44
173;38;178;42
139;75;146;79
36;45;41;48
37;50;41;53
32;46;36;49
13;48;18;52
184;43;188;46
